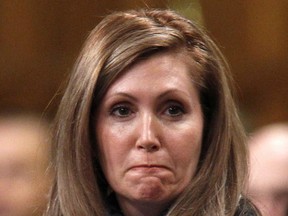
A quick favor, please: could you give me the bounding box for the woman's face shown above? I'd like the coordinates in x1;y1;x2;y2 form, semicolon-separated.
96;51;204;210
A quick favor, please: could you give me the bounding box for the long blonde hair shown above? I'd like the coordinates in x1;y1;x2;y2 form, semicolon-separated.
46;9;250;216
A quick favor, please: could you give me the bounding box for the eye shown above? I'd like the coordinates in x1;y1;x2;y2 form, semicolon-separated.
163;104;185;118
110;105;133;118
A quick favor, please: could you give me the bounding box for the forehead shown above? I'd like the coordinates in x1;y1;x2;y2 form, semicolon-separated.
105;51;199;95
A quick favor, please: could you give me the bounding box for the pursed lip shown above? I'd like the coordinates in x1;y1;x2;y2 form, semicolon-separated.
128;164;171;171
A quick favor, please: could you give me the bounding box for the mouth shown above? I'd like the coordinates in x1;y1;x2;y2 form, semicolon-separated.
129;164;170;171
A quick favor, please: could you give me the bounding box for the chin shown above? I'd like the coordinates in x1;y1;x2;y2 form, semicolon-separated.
129;181;180;204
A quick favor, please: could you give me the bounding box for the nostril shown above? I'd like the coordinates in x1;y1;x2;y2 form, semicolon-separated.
149;145;159;151
137;143;159;152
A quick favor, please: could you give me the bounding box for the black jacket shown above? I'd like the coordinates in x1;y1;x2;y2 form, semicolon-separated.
106;195;259;216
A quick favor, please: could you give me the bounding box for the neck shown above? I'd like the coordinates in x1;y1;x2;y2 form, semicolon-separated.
254;195;288;216
117;197;170;216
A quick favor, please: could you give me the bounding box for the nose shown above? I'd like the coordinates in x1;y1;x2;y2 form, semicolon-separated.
135;113;161;152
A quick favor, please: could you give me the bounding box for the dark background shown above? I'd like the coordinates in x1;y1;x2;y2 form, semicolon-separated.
1;0;287;131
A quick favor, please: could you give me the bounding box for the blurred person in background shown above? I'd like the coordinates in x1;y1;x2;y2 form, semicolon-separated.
247;123;288;216
0;113;52;216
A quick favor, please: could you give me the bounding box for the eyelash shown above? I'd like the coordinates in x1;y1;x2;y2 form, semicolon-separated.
162;102;185;120
110;104;134;118
109;102;186;119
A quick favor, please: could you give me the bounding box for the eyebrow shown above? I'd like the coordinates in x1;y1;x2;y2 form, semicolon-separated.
106;88;192;102
157;89;191;100
105;92;138;102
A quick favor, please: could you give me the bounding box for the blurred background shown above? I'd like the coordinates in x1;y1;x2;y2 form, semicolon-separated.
1;0;287;131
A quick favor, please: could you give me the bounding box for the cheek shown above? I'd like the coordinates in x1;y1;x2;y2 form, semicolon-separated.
96;123;130;174
167;126;203;172
172;139;201;168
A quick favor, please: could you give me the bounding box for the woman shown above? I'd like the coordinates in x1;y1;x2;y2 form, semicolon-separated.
46;9;259;216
